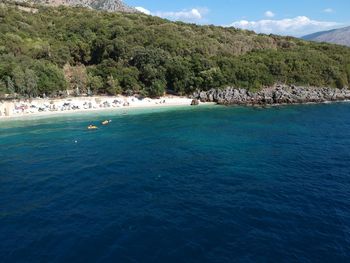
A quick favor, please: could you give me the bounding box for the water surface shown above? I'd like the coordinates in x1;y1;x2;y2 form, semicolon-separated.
1;104;350;262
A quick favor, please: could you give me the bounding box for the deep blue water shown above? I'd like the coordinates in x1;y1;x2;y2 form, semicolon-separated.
1;104;350;263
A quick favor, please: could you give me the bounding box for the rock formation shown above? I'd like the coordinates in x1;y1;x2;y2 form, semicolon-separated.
193;85;350;105
12;0;138;13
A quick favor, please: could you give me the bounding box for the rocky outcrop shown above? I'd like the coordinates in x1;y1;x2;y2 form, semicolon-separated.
193;85;350;105
191;99;199;106
89;0;137;13
14;0;138;13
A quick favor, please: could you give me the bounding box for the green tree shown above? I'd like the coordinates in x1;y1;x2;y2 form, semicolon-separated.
106;75;122;95
146;79;166;98
0;79;7;97
12;66;26;95
139;64;166;94
24;69;39;97
35;62;67;96
88;74;104;94
6;76;15;94
70;67;88;96
199;67;225;90
166;58;193;95
346;64;350;87
118;67;141;93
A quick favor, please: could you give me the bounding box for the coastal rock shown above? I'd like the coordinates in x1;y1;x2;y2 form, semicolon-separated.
199;91;209;102
191;99;199;106
193;85;350;105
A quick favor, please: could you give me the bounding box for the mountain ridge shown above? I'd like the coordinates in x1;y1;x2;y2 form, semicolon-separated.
303;26;350;47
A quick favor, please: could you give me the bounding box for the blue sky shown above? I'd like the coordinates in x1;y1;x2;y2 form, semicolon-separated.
126;0;350;36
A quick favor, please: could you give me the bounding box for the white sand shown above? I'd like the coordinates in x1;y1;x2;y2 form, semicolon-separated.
0;95;201;120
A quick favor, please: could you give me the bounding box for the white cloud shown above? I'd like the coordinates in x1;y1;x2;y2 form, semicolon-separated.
135;6;151;15
154;8;206;21
323;8;334;13
134;6;208;22
264;11;275;18
229;16;340;36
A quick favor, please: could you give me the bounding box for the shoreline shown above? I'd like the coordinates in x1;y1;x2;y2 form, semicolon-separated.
0;95;212;121
2;86;350;121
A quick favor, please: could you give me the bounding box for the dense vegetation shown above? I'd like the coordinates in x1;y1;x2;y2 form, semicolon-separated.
1;2;350;98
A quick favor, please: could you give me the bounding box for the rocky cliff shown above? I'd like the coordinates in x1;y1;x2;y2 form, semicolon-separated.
12;0;138;13
193;85;350;105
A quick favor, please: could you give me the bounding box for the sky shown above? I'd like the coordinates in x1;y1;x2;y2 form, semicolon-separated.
126;0;350;36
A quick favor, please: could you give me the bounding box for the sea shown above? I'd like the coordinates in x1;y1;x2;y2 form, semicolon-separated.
1;104;350;262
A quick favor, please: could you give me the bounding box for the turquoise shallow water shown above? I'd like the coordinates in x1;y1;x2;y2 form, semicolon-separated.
1;104;350;262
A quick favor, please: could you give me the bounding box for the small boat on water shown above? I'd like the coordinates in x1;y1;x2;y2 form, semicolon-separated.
102;120;112;125
88;125;98;130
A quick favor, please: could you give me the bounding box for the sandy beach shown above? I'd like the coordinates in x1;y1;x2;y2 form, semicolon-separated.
0;95;201;120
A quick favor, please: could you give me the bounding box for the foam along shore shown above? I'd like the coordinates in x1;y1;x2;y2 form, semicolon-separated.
0;96;198;119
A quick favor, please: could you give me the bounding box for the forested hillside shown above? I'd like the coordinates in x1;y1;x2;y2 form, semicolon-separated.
1;2;350;98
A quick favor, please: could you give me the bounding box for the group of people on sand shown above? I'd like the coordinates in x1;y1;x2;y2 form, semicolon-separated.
88;120;112;130
0;97;134;117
